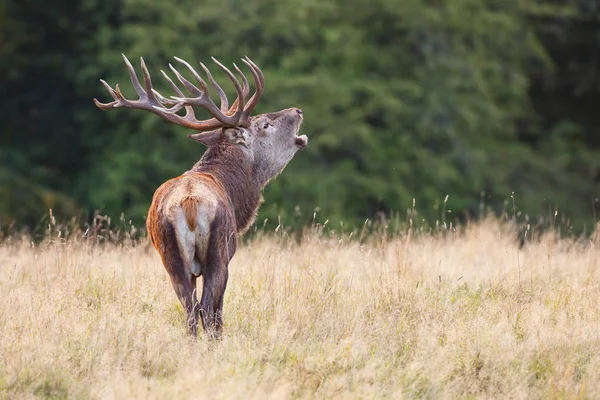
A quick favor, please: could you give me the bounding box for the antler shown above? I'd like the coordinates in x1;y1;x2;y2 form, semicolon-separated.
94;54;265;130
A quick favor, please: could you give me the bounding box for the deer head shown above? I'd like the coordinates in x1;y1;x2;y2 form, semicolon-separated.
94;55;307;186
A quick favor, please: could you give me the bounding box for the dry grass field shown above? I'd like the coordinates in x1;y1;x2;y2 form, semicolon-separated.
1;219;599;399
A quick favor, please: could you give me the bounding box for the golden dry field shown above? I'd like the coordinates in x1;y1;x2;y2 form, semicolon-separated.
1;219;599;399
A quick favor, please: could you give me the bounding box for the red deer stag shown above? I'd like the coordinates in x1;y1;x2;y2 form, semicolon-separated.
94;55;307;338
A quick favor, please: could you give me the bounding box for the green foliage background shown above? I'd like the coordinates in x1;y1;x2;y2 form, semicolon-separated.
1;0;599;232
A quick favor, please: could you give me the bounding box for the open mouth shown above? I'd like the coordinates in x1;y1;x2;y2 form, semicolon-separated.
295;134;308;148
293;112;307;148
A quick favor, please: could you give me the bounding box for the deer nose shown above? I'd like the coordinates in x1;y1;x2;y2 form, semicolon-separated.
295;108;303;118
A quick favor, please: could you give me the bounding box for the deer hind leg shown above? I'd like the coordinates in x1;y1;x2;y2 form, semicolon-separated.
199;260;230;339
158;221;200;337
169;266;199;337
199;214;237;339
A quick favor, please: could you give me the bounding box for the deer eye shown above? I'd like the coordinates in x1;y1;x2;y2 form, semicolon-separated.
263;122;271;129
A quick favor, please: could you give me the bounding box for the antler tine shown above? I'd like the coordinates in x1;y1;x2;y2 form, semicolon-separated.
233;63;250;98
244;56;265;88
210;57;246;124
114;83;127;102
199;62;229;112
150;80;187;115
168;63;204;97
226;63;250;115
154;68;198;116
139;57;162;106
154;70;184;106
122;54;146;98
239;57;265;122
160;70;184;96
173;57;209;92
93;79;119;109
150;71;187;114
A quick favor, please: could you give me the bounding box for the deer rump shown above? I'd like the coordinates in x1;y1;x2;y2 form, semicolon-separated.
148;173;231;279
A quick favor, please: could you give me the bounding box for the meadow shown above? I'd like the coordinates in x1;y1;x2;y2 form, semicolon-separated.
1;218;599;399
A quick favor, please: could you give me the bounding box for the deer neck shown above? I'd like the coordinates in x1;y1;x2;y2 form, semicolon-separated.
190;146;263;234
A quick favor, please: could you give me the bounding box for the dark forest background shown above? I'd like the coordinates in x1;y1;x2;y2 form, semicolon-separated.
1;0;599;234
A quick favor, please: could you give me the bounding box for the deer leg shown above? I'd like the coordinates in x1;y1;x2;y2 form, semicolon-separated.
156;221;200;337
199;262;229;339
169;270;199;337
199;219;236;339
213;268;229;330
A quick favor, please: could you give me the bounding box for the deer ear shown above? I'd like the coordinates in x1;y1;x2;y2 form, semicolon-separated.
187;129;222;147
223;127;249;145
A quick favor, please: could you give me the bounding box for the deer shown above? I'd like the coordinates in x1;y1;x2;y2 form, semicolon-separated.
94;54;307;338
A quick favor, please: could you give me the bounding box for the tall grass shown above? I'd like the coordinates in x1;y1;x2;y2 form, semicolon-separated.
1;218;599;399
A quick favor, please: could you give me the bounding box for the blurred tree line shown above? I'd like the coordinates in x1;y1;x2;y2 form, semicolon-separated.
1;0;599;233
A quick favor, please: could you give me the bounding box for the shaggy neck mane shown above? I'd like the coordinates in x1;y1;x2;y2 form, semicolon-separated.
190;144;263;234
